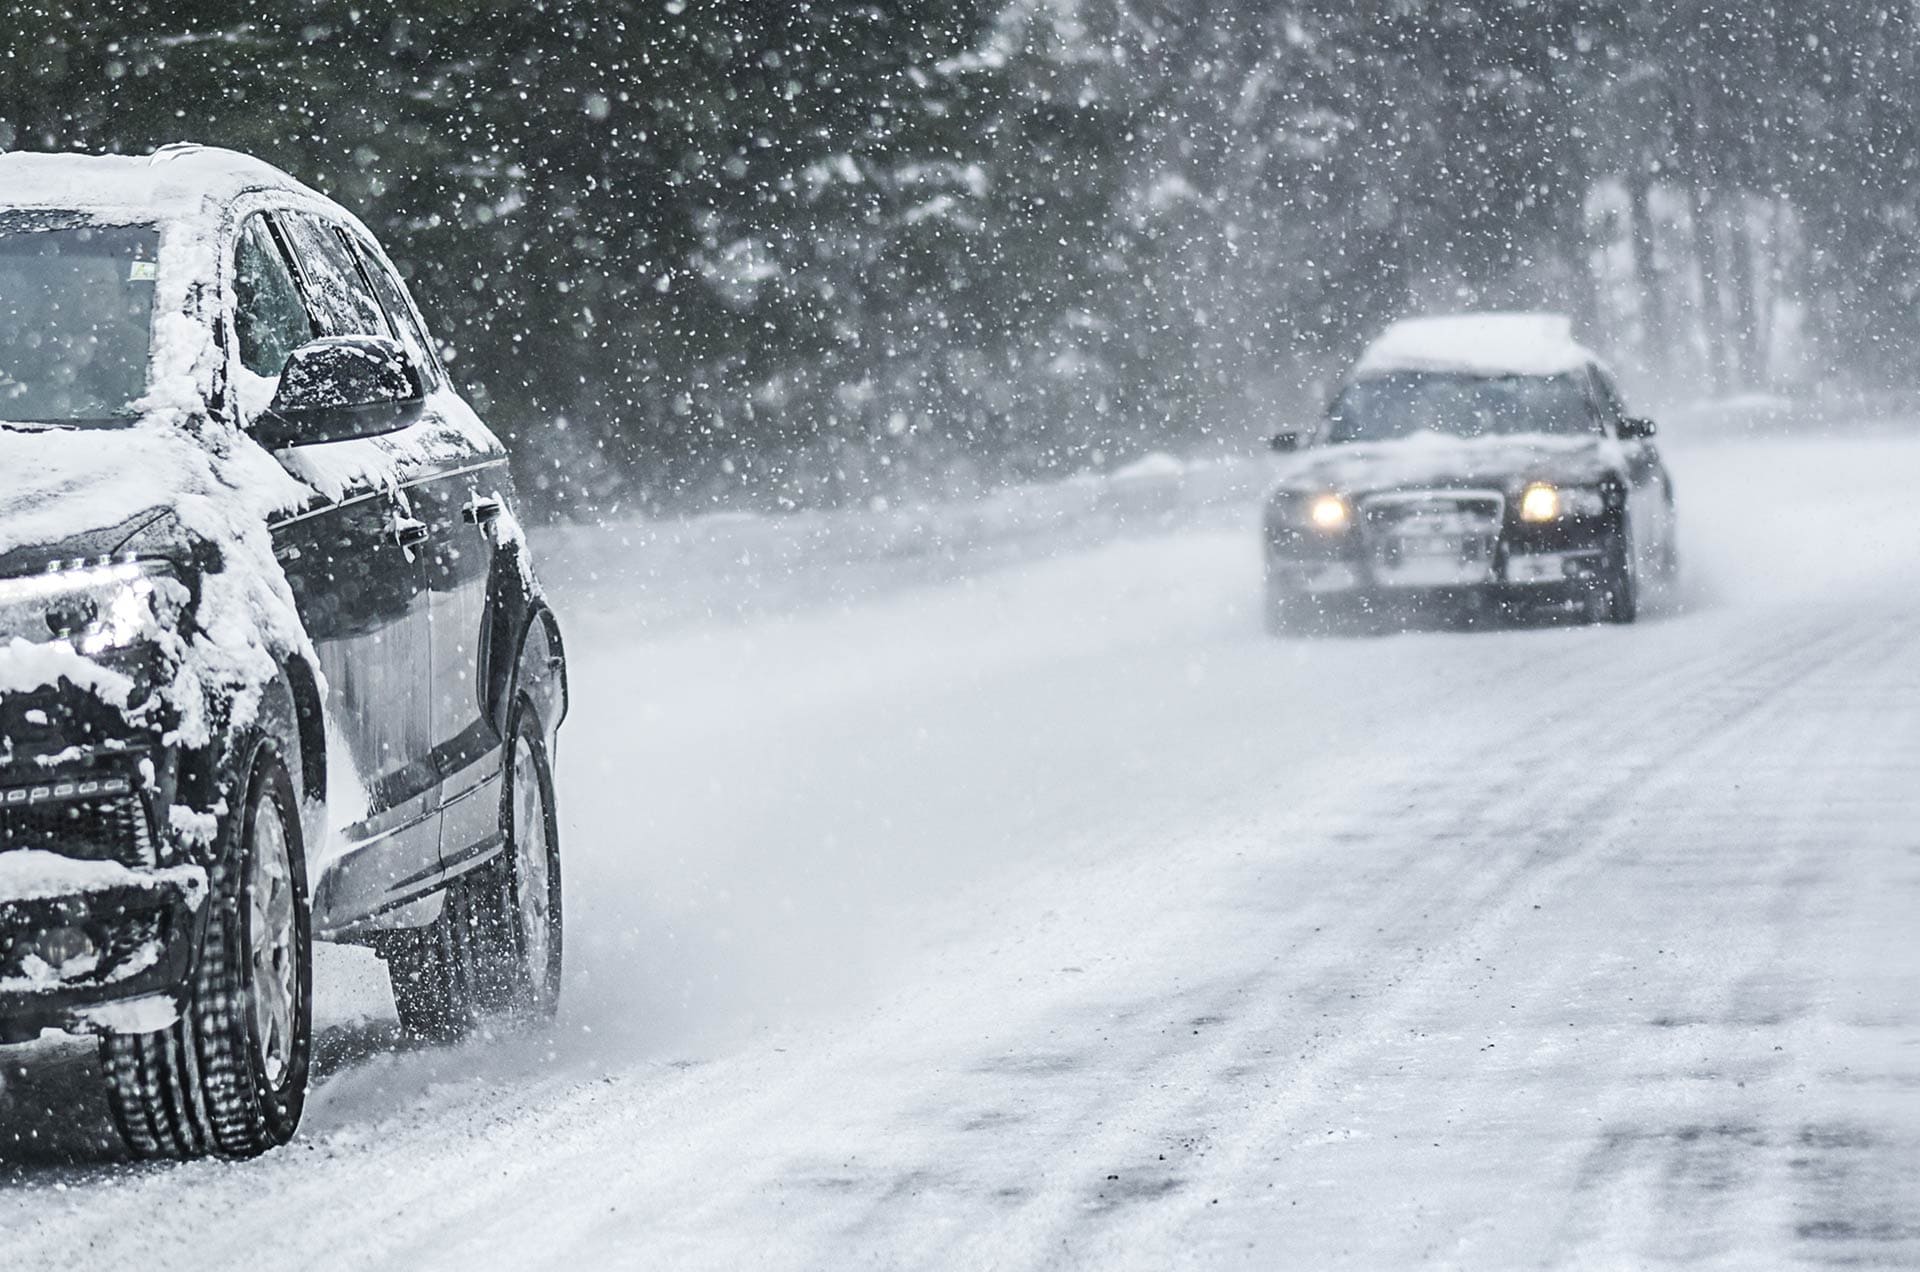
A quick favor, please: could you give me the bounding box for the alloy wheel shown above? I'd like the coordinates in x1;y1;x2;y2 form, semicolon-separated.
247;800;300;1088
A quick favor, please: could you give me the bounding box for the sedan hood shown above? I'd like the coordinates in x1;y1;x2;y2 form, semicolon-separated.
1273;431;1624;497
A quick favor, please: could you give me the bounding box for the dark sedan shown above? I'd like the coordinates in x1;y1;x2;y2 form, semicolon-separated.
1263;314;1677;632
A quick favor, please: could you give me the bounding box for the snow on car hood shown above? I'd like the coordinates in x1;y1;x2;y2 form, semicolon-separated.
1271;431;1624;497
0;414;315;750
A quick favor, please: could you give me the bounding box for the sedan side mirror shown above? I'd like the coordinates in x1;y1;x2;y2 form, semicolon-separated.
1618;416;1658;440
1269;431;1305;454
256;336;426;449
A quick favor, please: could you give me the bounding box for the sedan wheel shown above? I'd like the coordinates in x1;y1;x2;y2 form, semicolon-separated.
1588;522;1639;625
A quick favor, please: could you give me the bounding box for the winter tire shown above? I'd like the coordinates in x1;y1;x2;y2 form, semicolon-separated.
385;696;562;1040
1262;561;1299;637
1589;522;1639;625
1263;584;1290;637
101;743;312;1160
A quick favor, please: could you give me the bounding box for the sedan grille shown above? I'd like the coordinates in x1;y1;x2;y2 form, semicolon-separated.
1358;490;1505;588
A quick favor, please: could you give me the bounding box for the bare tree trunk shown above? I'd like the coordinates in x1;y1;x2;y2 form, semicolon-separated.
1627;169;1667;378
1689;180;1729;395
1755;197;1789;386
1728;195;1761;389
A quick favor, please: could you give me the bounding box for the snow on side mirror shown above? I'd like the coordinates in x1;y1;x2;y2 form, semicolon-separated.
1269;431;1304;453
257;335;426;449
1619;416;1658;440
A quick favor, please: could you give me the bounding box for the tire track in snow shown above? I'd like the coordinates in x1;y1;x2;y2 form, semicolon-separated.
1002;614;1920;1269
903;614;1889;1268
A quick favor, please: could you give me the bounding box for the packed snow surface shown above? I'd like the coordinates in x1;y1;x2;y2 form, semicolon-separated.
1354;312;1597;379
1;426;1917;1269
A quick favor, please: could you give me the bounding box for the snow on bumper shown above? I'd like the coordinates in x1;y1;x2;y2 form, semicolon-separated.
0;850;206;1037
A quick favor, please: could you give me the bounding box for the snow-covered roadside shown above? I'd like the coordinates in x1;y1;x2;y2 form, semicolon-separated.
530;404;1920;636
532;453;1264;632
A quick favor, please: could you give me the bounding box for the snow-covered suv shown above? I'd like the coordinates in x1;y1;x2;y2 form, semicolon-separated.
1263;313;1677;631
0;146;567;1158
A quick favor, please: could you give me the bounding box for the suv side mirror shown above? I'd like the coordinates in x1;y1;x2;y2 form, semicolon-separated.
1618;416;1657;440
256;336;425;448
1269;430;1305;453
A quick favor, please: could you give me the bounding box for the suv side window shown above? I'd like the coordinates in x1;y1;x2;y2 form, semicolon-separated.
279;212;392;339
233;215;312;377
346;234;439;385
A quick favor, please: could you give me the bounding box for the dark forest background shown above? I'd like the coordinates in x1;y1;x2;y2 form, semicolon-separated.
4;2;1918;518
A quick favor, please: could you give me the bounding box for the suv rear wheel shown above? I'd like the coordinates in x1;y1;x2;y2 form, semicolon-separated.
101;743;311;1159
384;697;562;1040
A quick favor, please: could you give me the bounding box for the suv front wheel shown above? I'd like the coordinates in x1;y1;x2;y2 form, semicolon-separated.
102;742;312;1159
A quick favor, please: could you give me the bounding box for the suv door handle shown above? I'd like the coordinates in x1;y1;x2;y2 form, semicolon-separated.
386;511;430;548
461;494;504;525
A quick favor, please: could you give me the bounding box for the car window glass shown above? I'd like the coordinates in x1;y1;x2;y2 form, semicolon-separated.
0;221;158;423
233;216;312;378
348;236;436;383
1590;368;1627;427
279;213;392;339
1329;372;1600;444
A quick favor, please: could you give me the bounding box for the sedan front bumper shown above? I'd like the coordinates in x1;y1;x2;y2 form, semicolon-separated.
1267;493;1615;600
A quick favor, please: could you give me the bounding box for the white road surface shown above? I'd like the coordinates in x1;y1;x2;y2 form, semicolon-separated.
1;429;1917;1269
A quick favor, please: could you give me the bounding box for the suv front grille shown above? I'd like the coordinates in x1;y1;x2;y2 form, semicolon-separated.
0;789;155;869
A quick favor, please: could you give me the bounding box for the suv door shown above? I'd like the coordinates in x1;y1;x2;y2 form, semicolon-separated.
340;229;512;876
245;209;440;931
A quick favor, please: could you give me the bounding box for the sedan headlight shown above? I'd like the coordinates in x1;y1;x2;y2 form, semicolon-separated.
1518;482;1607;523
0;558;188;656
1306;493;1353;532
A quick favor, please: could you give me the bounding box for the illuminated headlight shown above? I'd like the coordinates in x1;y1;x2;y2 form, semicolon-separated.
0;558;187;656
1306;493;1353;532
1518;483;1607;523
1518;483;1561;522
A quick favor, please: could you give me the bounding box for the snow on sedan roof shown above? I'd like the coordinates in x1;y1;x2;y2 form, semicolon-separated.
0;145;315;224
1353;312;1597;379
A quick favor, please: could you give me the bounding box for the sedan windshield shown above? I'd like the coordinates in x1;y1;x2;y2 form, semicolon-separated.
1329;371;1598;445
0;220;160;424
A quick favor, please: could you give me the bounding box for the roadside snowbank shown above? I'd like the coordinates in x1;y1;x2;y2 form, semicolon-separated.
534;453;1267;630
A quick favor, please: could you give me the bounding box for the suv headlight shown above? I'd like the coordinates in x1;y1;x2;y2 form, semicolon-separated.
0;558;188;656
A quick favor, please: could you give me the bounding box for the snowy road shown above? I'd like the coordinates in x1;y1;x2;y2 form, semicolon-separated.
3;430;1919;1268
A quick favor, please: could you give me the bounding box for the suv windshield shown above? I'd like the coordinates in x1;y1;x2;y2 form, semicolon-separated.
1329;371;1597;445
0;220;160;424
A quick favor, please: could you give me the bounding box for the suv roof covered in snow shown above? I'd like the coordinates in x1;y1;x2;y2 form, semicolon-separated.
1353;312;1597;381
0;144;318;224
